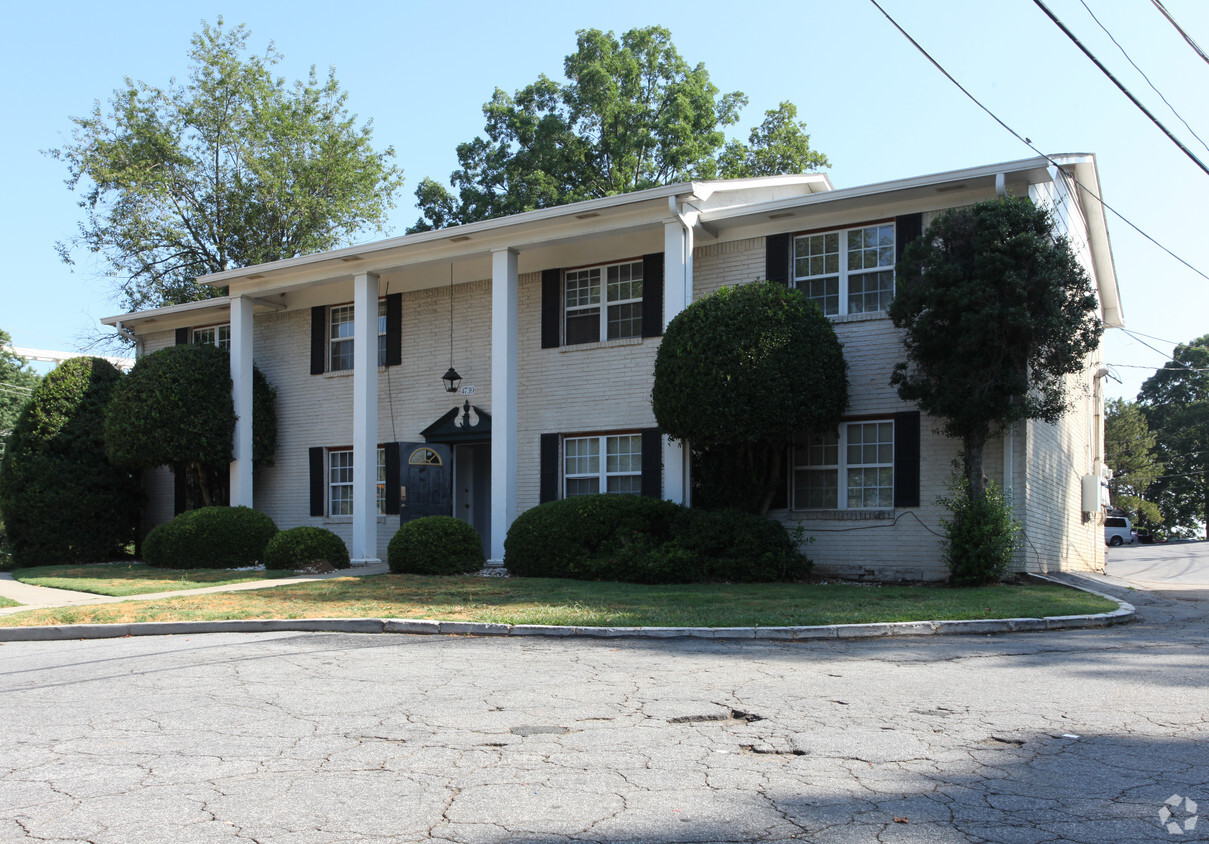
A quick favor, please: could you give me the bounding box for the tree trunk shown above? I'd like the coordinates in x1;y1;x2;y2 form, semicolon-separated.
758;443;785;516
963;436;988;501
190;460;211;508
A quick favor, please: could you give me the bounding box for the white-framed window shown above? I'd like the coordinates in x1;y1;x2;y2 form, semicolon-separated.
328;447;387;515
793;224;895;316
192;324;231;350
793;420;894;509
563;433;642;497
565;260;643;345
329;301;388;371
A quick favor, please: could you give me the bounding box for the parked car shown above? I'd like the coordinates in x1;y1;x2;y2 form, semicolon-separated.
1104;515;1135;547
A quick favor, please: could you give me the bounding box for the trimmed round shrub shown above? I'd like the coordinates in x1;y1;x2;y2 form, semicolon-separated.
388;516;484;575
0;357;141;566
503;494;684;580
143;506;278;569
263;526;350;571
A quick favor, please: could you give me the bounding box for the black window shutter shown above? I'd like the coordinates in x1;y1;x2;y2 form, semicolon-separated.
642;252;665;338
309;447;326;517
765;233;790;285
175;327;189;346
310;306;326;375
640;427;662;497
895;213;923;263
539;433;559;503
385;293;402;367
893;411;921;508
383;442;401;515
173;463;186;515
541;269;562;349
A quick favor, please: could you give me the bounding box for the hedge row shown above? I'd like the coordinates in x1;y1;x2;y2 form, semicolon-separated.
504;494;809;584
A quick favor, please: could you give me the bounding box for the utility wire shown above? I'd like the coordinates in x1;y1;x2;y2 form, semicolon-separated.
1031;0;1209;178
1151;0;1209;66
866;0;1209;283
1079;0;1209;156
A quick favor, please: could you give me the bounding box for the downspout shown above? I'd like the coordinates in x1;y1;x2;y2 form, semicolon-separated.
668;196;695;315
115;320;140;362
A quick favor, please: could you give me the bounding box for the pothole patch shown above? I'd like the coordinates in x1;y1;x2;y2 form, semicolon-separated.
669;708;765;724
509;725;569;736
740;744;807;756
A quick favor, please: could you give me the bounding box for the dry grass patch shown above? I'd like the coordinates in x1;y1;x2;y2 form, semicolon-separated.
0;573;1118;628
12;563;297;597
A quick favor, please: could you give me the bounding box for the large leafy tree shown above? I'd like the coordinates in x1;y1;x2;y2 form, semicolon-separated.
49;18;404;313
409;27;828;232
104;344;277;509
1104;398;1163;527
0;358;140;566
0;329;41;453
1138;335;1209;538
652;280;848;514
889;197;1103;500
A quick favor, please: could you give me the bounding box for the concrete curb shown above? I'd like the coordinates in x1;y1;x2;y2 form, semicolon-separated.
0;576;1135;643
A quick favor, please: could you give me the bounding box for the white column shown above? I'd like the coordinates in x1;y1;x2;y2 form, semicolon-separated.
662;218;692;505
352;272;380;565
229;295;255;507
490;248;518;562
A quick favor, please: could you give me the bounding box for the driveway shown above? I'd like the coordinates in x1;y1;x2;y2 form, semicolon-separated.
1;573;1205;843
1106;538;1209;591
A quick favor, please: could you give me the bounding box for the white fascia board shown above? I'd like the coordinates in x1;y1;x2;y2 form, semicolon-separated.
697;155;1056;227
101;296;233;329
197;183;700;289
1051;154;1124;328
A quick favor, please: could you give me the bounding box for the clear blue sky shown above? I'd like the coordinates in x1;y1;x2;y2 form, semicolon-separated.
3;0;1207;401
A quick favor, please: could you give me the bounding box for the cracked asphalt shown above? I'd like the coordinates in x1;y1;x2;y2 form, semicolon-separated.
1;573;1206;843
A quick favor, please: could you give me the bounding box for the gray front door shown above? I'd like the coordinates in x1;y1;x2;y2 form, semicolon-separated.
399;443;452;522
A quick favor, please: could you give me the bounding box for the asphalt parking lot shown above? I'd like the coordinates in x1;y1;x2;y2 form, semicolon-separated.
1;555;1206;844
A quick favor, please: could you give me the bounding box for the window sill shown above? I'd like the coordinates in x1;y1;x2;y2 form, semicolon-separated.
323;515;389;524
323;365;390;379
558;336;645;353
787;509;895;520
831;311;890;324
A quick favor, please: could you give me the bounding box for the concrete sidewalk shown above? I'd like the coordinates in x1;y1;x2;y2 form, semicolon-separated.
0;562;390;615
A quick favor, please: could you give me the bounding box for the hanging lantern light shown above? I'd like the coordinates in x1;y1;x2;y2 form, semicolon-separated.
442;263;461;393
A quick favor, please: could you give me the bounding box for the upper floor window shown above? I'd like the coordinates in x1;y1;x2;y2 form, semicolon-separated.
565;260;643;345
563;433;643;497
793;224;895;316
329;302;388;372
192;324;231;350
793;420;894;510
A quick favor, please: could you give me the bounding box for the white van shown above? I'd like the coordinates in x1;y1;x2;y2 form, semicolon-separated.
1104;515;1135;547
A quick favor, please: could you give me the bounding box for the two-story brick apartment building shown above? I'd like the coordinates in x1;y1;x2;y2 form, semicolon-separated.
104;153;1123;579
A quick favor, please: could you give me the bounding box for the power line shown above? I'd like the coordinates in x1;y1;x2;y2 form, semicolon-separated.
1108;364;1209;372
1078;0;1209;156
1151;0;1209;66
866;0;1209;284
1031;0;1209;178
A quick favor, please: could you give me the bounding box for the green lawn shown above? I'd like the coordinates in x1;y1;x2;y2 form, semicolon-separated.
11;563;297;597
0;594;19;609
0;569;1118;628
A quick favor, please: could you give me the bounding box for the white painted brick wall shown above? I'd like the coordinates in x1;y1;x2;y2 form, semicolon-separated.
130;181;1109;577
